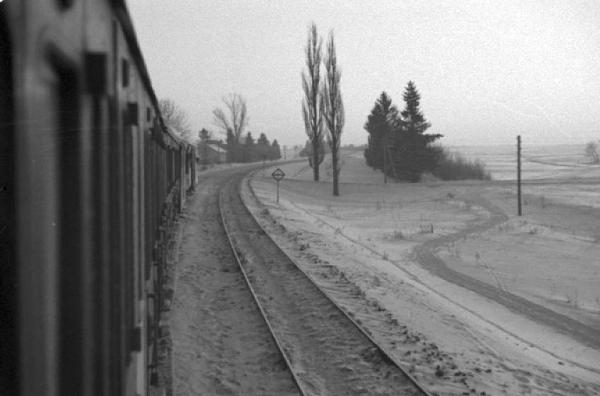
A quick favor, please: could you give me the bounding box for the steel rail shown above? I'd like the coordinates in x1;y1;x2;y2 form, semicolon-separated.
219;172;432;395
217;183;307;396
240;173;434;396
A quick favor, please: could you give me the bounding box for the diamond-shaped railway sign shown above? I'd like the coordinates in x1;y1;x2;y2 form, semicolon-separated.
271;168;285;181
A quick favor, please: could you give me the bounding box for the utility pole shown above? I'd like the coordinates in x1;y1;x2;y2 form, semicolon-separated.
383;134;387;184
517;135;522;216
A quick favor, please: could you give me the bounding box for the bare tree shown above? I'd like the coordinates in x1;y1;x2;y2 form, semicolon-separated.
322;31;344;196
212;93;248;145
302;23;324;181
159;98;192;142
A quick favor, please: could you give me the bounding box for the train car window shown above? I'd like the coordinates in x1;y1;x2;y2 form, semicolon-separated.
121;58;129;88
86;52;111;395
85;52;107;95
127;102;138;126
0;6;17;395
146;107;151;122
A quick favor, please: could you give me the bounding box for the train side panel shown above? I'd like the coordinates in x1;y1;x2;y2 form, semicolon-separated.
3;1;197;395
10;2;89;396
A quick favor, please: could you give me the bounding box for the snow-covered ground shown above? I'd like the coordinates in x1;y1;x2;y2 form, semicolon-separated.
244;146;600;395
449;144;599;181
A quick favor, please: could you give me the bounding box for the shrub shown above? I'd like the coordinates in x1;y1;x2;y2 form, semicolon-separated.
432;147;491;181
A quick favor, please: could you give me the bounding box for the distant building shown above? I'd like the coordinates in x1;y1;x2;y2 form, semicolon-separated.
197;139;226;164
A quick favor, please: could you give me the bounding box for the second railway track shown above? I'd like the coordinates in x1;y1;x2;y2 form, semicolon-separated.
218;172;431;396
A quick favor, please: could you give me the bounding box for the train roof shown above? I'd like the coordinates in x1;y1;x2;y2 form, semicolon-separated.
113;1;172;138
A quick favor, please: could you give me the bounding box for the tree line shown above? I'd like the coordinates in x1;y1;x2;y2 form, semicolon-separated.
364;83;490;182
299;24;488;192
211;93;281;163
160;94;282;164
227;130;281;163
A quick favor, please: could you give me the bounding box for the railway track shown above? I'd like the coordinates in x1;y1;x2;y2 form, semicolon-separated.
171;167;302;395
218;172;431;396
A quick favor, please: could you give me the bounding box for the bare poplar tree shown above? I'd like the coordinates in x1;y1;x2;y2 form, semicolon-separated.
322;31;344;196
302;23;324;181
159;98;193;142
212;93;248;143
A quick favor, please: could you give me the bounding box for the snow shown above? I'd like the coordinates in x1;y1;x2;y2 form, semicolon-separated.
448;144;600;181
170;170;299;395
243;147;600;395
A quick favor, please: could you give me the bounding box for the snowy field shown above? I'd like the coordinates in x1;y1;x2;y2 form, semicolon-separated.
244;145;600;395
453;144;600;181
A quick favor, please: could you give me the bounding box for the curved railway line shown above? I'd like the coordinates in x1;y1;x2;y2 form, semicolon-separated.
169;167;300;395
217;170;431;396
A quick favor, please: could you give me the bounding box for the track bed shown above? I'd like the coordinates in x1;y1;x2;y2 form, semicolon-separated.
219;175;429;396
171;168;301;395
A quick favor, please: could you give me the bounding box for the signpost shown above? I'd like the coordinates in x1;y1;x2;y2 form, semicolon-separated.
271;168;285;203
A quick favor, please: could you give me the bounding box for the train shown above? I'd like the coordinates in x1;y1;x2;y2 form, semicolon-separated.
1;1;197;395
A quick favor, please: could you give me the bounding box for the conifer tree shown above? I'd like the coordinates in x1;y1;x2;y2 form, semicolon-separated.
270;139;282;160
401;81;430;134
392;81;442;181
243;132;255;163
364;92;398;172
257;133;270;161
257;132;269;146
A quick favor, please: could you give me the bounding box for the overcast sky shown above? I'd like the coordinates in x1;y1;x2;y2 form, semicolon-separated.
127;0;600;147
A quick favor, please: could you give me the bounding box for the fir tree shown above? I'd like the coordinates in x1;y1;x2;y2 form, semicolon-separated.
392;81;442;181
401;81;430;134
257;132;269;146
257;133;270;161
364;92;398;172
270;139;282;160
243;132;255;163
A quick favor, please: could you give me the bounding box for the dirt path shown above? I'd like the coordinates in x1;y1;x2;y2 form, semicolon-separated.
170;168;299;396
413;194;600;355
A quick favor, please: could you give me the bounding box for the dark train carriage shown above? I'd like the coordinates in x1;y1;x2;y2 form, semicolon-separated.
0;1;195;395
